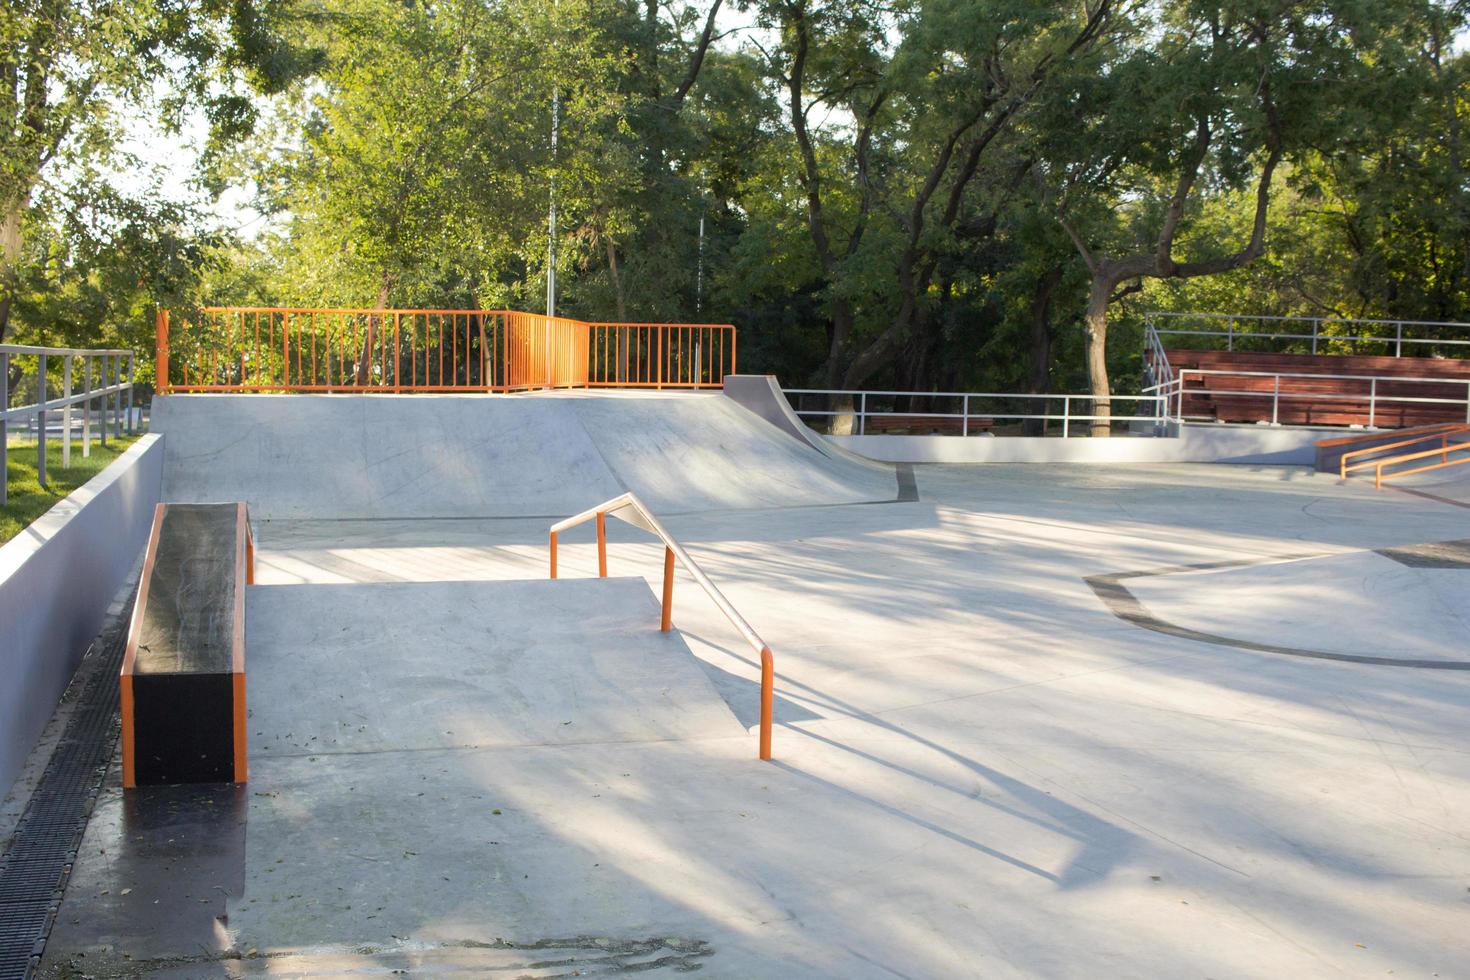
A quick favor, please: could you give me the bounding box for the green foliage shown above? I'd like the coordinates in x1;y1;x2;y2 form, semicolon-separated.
5;0;1468;401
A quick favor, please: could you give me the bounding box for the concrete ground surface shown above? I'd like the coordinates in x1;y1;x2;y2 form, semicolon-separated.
39;460;1470;978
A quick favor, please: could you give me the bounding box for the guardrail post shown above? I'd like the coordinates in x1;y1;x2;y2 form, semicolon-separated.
1272;375;1280;425
0;351;8;505
1311;318;1320;354
99;356;108;449
962;394;969;437
82;356;92;457
1227;321;1234;352
661;547;674;632
859;392;866;435
126;354;134;433
1369;378;1377;428
1395;322;1403;357
62;355;72;467
155;308;168;394
36;353;48;489
1062;395;1070;438
114;354;123;438
596;511;607;577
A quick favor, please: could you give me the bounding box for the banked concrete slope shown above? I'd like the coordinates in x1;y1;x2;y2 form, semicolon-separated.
151;392;895;519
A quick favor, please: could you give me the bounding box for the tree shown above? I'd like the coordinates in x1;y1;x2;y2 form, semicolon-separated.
0;0;317;340
1040;0;1449;433
750;0;1115;390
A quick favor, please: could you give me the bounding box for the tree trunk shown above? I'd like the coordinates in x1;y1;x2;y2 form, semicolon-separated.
1025;266;1062;436
1083;275;1113;437
355;273;394;386
0;196;24;343
606;236;627;321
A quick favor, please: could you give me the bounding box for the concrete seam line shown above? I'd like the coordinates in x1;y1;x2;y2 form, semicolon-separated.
1085;555;1470;671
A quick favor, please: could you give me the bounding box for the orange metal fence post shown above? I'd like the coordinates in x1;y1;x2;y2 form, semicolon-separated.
155;309;169;393
596;512;607;576
759;646;773;761
549;530;558;579
661;546;674;631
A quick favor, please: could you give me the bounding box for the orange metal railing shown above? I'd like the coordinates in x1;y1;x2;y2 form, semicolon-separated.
156;307;735;393
1339;423;1470;487
547;492;774;761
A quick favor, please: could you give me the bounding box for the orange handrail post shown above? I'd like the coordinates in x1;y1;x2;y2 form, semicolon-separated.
155;308;169;394
759;646;773;761
661;546;675;632
548;492;776;761
596;511;607;576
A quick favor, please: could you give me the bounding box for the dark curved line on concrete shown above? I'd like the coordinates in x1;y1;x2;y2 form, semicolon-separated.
1086;558;1470;671
1386;484;1470;510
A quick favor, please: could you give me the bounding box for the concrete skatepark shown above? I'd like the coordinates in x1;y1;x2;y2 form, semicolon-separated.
11;383;1470;977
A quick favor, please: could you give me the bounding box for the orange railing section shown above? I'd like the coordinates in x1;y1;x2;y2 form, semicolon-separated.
156;308;735;393
548;492;774;761
1340;423;1470;488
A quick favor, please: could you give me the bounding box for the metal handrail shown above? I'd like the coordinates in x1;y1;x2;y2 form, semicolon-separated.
159;307;736;393
1146;311;1470;357
1;345;138;503
1369;439;1470;489
547;492;774;761
1337;424;1470;482
782;388;1166;438
1159;367;1470;428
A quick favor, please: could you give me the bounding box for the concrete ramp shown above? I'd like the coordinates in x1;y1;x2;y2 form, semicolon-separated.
152;392;896;518
245;577;747;754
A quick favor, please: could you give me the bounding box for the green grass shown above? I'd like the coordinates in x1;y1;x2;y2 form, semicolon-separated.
2;431;144;544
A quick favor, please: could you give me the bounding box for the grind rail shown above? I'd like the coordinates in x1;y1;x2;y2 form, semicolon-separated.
1338;424;1470;488
548;492;774;760
157;308;736;393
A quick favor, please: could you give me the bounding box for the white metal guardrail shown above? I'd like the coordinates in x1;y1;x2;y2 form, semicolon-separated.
1147;368;1470;428
783;389;1169;438
1;345;138;504
1146;312;1470;357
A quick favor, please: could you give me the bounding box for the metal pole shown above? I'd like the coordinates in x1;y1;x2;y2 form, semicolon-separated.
126;353;135;433
99;356;108;449
696;212;705;315
0;351;8;506
1272;375;1280;425
114;354;123;437
962;394;968;437
62;355;72;467
1063;395;1070;438
1368;378;1376;429
36;353;47;489
1395;323;1403;357
82;356;91;457
1311;319;1319;355
859;392;866;435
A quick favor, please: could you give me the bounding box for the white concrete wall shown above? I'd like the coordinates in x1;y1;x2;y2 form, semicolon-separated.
0;435;163;799
830;423;1342;465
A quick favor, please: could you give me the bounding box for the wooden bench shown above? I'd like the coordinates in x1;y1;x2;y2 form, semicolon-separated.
121;502;254;787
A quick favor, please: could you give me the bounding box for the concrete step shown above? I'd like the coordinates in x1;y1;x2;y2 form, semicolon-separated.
244;577;747;758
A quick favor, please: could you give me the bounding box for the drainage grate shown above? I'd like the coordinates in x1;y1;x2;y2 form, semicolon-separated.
0;588;135;980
